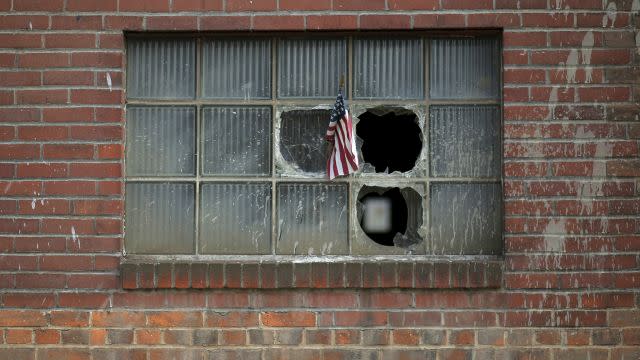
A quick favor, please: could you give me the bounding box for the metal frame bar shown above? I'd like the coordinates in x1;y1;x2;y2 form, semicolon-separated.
125;33;503;256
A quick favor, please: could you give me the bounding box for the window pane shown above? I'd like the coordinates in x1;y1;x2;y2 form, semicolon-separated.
125;182;195;254
430;37;501;99
127;39;195;99
126;106;195;176
202;39;271;99
202;107;271;176
278;109;330;174
277;183;348;255
429;183;502;255
278;38;347;98
430;105;500;178
199;183;271;255
354;38;424;99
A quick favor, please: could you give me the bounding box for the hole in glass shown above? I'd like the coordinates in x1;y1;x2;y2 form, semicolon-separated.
357;186;423;248
356;107;422;173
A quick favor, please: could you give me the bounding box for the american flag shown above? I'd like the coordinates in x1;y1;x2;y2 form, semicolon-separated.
326;89;359;180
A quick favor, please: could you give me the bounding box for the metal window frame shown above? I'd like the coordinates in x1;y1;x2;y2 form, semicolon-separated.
123;31;504;258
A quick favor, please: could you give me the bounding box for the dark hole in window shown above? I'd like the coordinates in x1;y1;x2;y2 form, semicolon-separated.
357;186;423;248
356;107;422;173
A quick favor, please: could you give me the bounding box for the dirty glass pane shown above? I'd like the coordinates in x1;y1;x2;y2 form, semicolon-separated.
278;109;330;174
127;39;195;99
429;183;502;255
126;106;195;176
125;182;195;254
277;183;348;255
199;183;271;254
202;107;271;176
202;39;271;99
430;105;500;178
354;38;423;99
430;37;501;99
278;38;347;98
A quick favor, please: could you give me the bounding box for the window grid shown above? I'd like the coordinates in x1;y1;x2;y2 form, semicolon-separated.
124;34;503;257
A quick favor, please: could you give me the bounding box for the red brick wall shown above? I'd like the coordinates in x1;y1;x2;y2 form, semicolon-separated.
0;0;639;358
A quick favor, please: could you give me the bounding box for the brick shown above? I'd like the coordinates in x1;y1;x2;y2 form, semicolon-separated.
45;34;96;49
442;0;491;8
16;90;68;105
360;15;411;29
71;89;122;105
14;0;64;11
6;329;32;344
0;15;48;30
206;311;258;327
199;16;251;30
120;0;170;12
0;71;40;86
388;0;438;10
279;0;330;10
51;15;102;30
226;0;276;11
0;310;47;326
334;0;385;10
253;16;305;31
147;16;198;30
173;0;222;11
105;16;144;30
306;15;357;30
0;144;39;160
43;70;94;86
261;311;316;327
35;329;60;344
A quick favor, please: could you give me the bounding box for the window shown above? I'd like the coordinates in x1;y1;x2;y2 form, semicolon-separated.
124;33;502;257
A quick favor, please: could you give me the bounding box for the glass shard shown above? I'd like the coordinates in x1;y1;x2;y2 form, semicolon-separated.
199;183;272;254
278;109;331;174
354;38;424;99
429;183;502;255
430;37;501;99
278;38;347;98
127;39;196;99
202;39;271;99
277;183;348;255
430;105;501;178
202;106;271;176
125;182;195;254
126;106;195;176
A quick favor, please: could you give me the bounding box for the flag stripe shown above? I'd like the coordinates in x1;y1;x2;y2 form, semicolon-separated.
326;90;359;180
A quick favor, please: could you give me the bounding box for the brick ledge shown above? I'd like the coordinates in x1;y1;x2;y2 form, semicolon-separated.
120;260;502;290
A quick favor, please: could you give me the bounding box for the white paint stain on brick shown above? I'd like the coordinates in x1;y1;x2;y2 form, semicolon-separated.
603;2;617;27
581;31;594;83
106;72;113;92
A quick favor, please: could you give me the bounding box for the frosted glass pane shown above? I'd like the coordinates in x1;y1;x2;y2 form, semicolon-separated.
200;183;271;255
430;183;502;255
125;183;195;254
430;37;501;99
278;38;347;98
354;38;423;99
277;183;348;255
126;106;195;176
279;109;330;174
202;107;271;176
202;39;271;99
127;39;195;99
430;105;500;178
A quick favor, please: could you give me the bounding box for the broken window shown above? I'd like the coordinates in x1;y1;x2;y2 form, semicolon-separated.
125;34;502;257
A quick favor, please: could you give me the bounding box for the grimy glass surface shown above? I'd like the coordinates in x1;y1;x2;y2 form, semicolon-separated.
430;105;501;178
277;183;349;255
429;183;502;255
354;38;424;99
279;109;331;174
126;106;195;176
127;39;196;99
430;37;501;99
202;38;271;99
199;183;272;254
125;182;195;254
202;106;271;176
278;38;347;98
125;34;502;256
